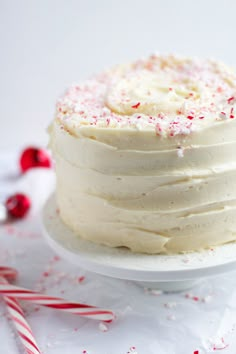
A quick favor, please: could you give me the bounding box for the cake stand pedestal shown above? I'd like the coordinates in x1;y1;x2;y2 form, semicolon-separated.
42;194;236;292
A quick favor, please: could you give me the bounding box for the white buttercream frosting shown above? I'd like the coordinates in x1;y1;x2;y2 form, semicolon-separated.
49;54;236;254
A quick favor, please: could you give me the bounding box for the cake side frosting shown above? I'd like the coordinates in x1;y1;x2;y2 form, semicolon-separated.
49;54;236;254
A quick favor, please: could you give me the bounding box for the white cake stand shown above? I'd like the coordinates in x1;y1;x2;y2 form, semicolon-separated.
42;194;236;292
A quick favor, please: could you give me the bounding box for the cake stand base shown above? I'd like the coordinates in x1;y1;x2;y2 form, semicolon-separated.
42;194;236;292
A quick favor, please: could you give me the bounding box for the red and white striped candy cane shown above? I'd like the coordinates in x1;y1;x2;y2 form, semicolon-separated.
0;266;115;322
0;266;18;281
0;267;41;354
0;265;115;353
0;282;114;321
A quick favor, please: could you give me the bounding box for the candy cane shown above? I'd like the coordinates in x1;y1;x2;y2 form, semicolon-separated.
0;266;114;354
0;274;41;354
0;267;114;322
0;266;18;281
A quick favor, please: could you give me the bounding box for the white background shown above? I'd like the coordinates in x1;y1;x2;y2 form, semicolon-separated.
1;0;236;150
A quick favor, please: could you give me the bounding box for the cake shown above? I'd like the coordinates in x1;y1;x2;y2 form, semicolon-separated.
49;54;236;254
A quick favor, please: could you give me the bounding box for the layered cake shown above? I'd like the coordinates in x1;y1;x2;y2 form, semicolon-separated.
49;54;236;254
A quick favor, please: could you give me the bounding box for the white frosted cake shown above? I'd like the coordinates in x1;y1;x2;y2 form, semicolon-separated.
49;54;236;254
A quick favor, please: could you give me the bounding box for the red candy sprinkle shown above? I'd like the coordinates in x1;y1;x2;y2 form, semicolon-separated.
193;296;199;302
20;147;51;173
78;276;85;283
5;193;31;219
227;96;235;104
187;115;194;120
131;102;141;109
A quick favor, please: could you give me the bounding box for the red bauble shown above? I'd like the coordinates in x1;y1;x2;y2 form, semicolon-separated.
5;193;31;219
20;147;51;173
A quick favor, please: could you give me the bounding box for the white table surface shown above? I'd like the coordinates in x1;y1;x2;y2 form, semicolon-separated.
1;152;236;354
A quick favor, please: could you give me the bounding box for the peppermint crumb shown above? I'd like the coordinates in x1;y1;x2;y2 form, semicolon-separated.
147;289;163;296
98;322;108;332
127;347;138;354
182;256;190;263
212;337;229;350
177;147;184;158
185;293;200;301
227;96;235;104
193;296;199;302
219;111;227;120
78;276;85;283
202;295;212;303
131;102;141;109
164;302;177;309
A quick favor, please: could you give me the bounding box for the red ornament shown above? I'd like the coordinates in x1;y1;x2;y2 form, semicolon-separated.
5;193;31;219
19;147;51;173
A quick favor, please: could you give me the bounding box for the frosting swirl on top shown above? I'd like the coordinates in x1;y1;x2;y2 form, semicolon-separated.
106;58;212;116
56;54;236;137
